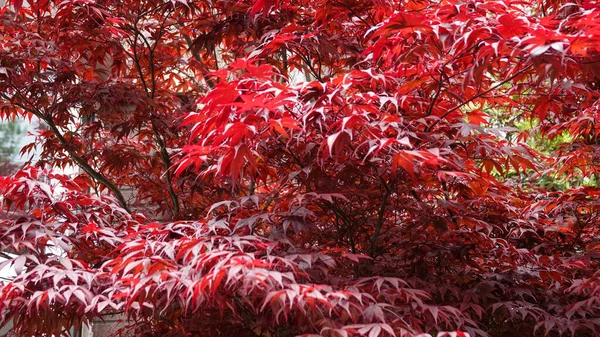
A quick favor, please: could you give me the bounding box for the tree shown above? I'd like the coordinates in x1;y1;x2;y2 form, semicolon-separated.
0;120;26;175
1;0;600;336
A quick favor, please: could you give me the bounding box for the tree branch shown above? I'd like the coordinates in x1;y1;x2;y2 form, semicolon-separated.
128;15;181;218
1;93;131;212
369;184;392;258
426;64;532;132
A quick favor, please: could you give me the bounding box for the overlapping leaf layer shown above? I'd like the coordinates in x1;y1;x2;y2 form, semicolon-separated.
1;0;600;336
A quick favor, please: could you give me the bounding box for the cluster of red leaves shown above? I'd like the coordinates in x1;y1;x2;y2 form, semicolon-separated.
2;0;600;336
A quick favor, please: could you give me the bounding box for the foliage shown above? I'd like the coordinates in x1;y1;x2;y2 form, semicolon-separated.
1;0;600;336
0;120;26;175
0;120;24;159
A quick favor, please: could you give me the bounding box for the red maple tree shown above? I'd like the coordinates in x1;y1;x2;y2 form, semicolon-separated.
1;0;600;336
